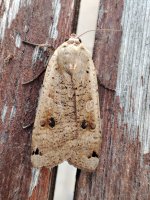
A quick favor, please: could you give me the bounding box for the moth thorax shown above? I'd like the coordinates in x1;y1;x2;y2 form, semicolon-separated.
60;62;77;75
57;47;79;75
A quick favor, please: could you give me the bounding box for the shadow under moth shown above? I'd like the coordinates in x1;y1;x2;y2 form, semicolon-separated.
31;34;102;171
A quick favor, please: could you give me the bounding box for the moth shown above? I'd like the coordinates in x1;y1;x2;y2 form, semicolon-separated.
31;33;102;171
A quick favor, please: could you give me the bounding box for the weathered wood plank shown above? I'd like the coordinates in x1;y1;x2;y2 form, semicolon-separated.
0;0;80;199
74;0;150;199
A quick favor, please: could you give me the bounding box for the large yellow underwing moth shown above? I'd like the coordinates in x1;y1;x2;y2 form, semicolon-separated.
31;34;102;171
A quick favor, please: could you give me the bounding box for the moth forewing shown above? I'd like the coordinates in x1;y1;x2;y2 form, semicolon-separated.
31;34;101;171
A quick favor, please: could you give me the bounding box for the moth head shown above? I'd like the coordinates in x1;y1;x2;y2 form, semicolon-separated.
65;33;82;45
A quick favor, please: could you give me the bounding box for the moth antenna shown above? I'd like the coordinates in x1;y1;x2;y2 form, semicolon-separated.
77;28;121;38
99;28;121;32
77;30;96;38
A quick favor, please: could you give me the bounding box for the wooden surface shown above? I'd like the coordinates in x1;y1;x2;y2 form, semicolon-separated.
0;0;150;200
74;0;150;200
0;0;80;199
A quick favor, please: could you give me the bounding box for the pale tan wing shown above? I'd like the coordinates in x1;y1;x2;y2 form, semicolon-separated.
31;48;77;168
68;45;102;171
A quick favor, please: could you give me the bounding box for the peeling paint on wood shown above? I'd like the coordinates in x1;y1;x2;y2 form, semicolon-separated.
0;131;8;145
15;32;21;48
1;103;8;123
32;46;46;65
9;105;16;121
28;168;40;197
116;0;150;154
28;167;54;200
49;0;61;39
0;0;31;40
